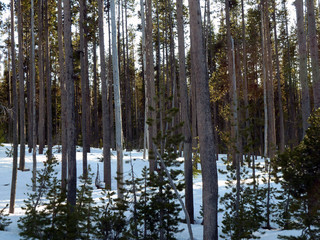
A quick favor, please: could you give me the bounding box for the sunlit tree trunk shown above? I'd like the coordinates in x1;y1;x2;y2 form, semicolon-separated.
111;0;124;195
295;0;311;135
98;0;111;189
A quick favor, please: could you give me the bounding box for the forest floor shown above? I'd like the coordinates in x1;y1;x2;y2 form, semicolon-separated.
0;143;300;239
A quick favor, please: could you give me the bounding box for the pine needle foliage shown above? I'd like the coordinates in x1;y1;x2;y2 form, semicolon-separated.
0;204;11;231
274;108;320;240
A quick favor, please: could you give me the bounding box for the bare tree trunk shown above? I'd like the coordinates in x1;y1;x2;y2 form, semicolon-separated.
111;0;124;197
44;0;52;157
58;0;67;190
306;0;320;109
146;0;157;172
140;0;148;159
295;0;311;135
31;0;37;192
272;0;285;153
98;0;111;189
64;0;77;206
38;0;45;154
188;1;218;239
176;0;194;224
17;0;25;170
80;0;88;177
9;0;18;214
92;37;99;147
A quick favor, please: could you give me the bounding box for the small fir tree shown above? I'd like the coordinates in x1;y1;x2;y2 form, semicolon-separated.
0;204;11;231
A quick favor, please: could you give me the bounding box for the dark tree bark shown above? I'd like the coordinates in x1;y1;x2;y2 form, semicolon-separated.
17;0;25;170
58;0;67;190
44;0;52;157
188;0;218;239
80;0;88;176
9;0;19;214
38;0;45;154
145;0;157;172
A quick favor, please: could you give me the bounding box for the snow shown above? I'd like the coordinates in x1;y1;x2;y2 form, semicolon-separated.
0;143;300;239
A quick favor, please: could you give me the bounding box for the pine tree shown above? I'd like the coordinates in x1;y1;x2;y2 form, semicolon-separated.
0;204;11;231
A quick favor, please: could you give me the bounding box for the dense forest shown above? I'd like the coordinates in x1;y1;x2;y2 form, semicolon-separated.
0;0;320;239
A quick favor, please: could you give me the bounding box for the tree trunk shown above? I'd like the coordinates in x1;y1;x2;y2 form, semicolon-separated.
44;0;52;157
176;0;194;224
272;0;285;152
98;0;111;189
80;0;88;177
9;0;18;214
17;0;25;170
64;0;77;206
188;1;218;239
58;0;67;190
306;0;320;109
38;0;45;154
111;0;124;197
31;0;37;192
295;0;311;135
146;0;157;172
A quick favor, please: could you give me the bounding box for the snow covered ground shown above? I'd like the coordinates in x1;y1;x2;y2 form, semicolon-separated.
0;143;300;239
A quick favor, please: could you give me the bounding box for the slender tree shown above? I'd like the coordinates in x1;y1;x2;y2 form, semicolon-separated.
80;0;88;177
58;0;67;190
145;0;157;172
111;0;124;196
38;0;45;154
176;0;194;224
9;0;19;214
98;0;111;189
45;0;52;157
17;0;25;170
188;0;218;239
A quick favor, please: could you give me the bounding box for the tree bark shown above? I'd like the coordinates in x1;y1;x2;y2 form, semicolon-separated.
44;0;52;157
188;0;218;239
146;0;157;172
9;0;18;214
176;0;194;224
272;0;285;152
64;0;77;206
17;0;25;170
38;0;45;154
111;0;124;197
98;0;111;189
31;0;37;192
295;0;311;135
58;0;67;190
80;0;88;177
306;0;320;109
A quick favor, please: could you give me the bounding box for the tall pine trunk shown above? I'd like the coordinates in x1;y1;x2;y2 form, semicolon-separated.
58;0;67;190
296;0;311;135
17;0;25;170
111;0;124;196
98;0;111;189
306;0;320;109
9;0;18;214
188;0;218;239
176;0;194;223
64;0;77;206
